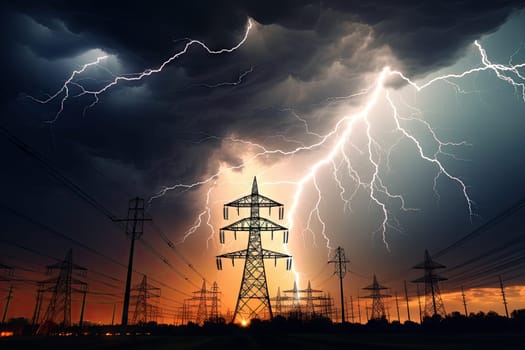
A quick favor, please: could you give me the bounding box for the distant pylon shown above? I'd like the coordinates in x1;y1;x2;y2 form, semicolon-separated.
403;280;411;322
362;274;390;321
209;281;221;323
195;280;208;325
216;177;292;324
305;281;315;315
131;275;160;325
275;287;282;315
412;249;447;319
37;249;87;335
328;246;349;323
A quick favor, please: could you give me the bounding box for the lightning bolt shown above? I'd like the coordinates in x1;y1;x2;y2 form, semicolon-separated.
28;20;525;288
201;66;255;88
27;19;253;122
178;180;216;249
152;39;524;261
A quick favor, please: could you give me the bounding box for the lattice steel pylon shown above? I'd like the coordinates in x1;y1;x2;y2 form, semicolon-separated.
37;249;87;335
195;280;208;325
362;274;391;321
209;281;221;323
131;275;160;325
216;177;292;324
412;249;447;319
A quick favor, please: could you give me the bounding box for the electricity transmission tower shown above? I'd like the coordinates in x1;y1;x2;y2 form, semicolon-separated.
216;177;292;324
116;197;151;330
209;281;221;323
177;281;222;325
362;274;390;321
131;275;160;325
195;280;208;325
412;249;447;319
37;249;87;335
277;281;331;320
328;246;349;323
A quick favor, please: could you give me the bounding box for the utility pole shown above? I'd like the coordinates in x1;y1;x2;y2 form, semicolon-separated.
416;284;422;323
328;246;349;323
357;293;362;323
79;288;87;328
1;285;13;324
404;280;411;322
116;198;150;333
498;275;509;318
395;291;400;322
461;286;468;317
111;304;116;326
350;296;355;323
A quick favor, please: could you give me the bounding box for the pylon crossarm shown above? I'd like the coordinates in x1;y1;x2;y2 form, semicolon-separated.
261;249;291;259
217;249;248;260
225;193;283;208
221;217;287;231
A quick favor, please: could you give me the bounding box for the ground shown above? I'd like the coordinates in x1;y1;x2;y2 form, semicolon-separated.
1;332;524;350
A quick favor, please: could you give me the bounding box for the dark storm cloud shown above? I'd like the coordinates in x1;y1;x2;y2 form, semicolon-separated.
0;0;524;224
7;1;524;73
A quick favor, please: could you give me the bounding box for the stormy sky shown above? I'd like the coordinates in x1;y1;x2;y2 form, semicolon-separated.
1;1;525;323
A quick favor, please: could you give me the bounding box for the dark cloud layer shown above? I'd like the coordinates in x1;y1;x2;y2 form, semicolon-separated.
1;0;523;202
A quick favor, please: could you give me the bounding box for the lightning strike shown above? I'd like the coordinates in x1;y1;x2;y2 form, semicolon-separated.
156;40;524;259
27;19;254;122
29;19;525;288
201;66;255;88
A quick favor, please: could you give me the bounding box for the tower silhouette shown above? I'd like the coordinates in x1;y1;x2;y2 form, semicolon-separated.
37;249;87;335
195;280;208;325
131;275;160;325
216;177;292;324
209;281;221;323
362;274;390;321
412;249;447;319
328;246;349;323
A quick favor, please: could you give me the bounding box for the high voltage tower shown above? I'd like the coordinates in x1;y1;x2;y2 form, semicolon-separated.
36;249;87;335
216;177;292;324
412;250;447;319
273;281;334;320
178;280;222;325
328;246;349;323
131;275;160;325
361;274;390;321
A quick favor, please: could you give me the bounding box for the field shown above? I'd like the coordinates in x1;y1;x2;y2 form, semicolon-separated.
2;332;525;350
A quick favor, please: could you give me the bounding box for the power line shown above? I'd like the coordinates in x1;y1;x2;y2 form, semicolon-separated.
0;125;119;223
148;221;209;282
435;195;525;258
1;125;205;297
